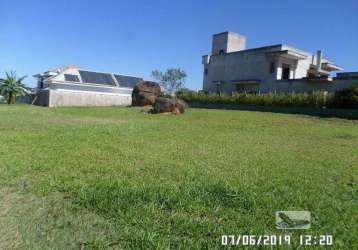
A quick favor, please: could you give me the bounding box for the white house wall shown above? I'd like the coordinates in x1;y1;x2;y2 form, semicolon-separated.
275;56;310;80
48;89;131;107
295;57;311;79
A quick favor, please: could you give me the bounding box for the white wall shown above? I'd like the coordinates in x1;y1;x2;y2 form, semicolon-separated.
48;89;131;107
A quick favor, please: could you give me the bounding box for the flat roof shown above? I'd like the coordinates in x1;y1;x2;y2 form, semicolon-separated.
210;44;283;56
209;43;315;57
212;31;246;38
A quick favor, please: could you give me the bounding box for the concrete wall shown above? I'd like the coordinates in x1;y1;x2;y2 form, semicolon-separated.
33;81;133;107
203;45;316;92
204;78;358;94
33;90;50;106
261;79;358;93
202;43;352;93
48;89;131;107
203;48;357;93
202;32;346;94
293;56;311;79
203;46;282;93
212;32;246;55
274;46;312;80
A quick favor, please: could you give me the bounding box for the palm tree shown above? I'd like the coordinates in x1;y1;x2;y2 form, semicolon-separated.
0;71;29;104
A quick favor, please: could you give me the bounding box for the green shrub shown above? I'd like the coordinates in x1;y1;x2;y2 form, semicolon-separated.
177;90;336;108
332;86;358;109
175;88;197;97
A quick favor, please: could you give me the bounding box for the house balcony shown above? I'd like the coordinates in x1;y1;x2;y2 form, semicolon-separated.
321;62;343;71
266;50;308;60
308;65;330;76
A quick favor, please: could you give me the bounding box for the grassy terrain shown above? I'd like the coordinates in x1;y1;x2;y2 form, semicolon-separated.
0;105;357;249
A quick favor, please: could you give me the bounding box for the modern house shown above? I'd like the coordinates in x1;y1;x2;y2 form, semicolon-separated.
202;32;357;93
33;65;143;107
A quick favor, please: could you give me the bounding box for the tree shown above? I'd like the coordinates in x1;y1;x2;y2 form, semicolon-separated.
151;68;187;95
0;71;28;104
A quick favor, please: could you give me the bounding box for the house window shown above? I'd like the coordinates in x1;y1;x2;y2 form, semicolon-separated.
219;49;224;55
269;62;275;73
235;84;259;94
281;64;290;80
204;68;208;75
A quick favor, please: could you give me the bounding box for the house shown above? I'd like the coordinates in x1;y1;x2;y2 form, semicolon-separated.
33;65;143;107
202;32;357;94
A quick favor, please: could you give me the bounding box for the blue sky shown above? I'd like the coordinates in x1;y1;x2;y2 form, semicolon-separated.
1;0;357;89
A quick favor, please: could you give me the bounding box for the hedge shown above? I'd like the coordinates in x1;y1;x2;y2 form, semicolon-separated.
176;86;358;109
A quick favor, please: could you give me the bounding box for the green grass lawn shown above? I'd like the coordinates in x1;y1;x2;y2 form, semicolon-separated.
0;105;357;249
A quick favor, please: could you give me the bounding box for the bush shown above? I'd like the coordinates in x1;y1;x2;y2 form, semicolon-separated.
332;86;358;109
177;90;335;108
175;88;198;99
